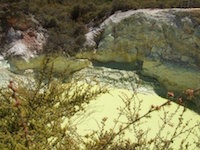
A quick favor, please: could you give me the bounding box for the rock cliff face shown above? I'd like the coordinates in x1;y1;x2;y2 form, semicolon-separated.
82;8;200;93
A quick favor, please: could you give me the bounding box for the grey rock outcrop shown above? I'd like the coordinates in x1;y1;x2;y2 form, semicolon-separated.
6;27;22;43
83;8;200;93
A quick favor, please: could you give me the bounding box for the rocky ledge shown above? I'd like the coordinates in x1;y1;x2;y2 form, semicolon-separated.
79;8;200;92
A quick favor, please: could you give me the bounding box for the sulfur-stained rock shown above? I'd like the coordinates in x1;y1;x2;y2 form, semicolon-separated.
8;55;91;75
82;9;200;105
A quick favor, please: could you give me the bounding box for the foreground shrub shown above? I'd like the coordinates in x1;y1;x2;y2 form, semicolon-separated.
0;59;106;149
0;58;199;149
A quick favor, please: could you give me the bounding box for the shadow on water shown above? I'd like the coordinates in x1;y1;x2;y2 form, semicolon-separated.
92;60;200;114
92;60;143;71
138;73;168;97
93;60;167;96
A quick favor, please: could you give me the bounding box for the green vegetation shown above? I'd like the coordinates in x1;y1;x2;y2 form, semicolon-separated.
0;59;107;149
1;0;200;55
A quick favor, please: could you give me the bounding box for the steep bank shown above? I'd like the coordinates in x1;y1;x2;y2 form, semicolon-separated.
8;55;91;75
77;8;200;109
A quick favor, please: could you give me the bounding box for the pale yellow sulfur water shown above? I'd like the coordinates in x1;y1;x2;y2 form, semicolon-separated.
63;86;200;149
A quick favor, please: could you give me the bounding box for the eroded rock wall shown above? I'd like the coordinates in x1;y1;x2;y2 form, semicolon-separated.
83;9;200;93
0;6;47;61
